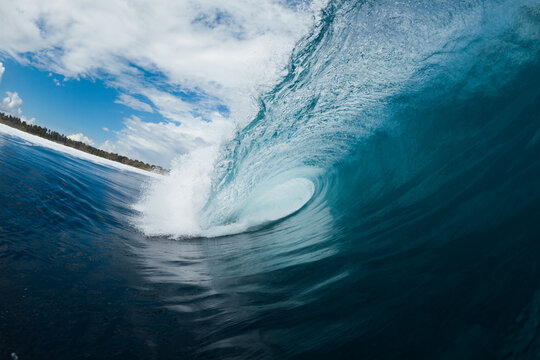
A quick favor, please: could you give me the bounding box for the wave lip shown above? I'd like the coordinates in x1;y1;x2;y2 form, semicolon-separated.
203;177;316;237
238;177;315;224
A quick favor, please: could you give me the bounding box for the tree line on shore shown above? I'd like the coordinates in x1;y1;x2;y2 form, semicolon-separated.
0;112;168;174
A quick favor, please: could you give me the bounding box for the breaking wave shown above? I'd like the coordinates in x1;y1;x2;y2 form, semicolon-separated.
135;0;540;238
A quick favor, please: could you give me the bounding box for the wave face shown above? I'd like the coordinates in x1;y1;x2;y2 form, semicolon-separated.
137;0;540;239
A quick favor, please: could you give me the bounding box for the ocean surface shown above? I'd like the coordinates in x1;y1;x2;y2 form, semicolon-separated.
2;0;540;358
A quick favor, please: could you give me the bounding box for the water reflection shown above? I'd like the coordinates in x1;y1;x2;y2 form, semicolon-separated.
133;188;340;356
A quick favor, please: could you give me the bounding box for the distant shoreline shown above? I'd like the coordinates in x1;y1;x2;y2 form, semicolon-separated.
0;112;168;175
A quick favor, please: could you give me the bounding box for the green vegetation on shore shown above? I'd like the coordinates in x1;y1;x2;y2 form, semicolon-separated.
0;112;168;174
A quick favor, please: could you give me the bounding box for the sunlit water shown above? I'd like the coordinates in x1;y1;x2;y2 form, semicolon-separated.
2;0;540;358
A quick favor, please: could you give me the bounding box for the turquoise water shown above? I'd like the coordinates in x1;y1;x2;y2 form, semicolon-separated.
2;0;540;358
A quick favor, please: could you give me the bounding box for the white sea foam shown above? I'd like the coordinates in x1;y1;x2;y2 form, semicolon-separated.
133;146;220;237
0;123;161;178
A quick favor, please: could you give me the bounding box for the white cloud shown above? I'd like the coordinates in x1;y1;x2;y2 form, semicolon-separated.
100;115;232;167
0;91;36;125
115;94;153;113
1;91;23;116
67;132;95;146
0;0;326;165
21;115;36;125
102;127;109;132
0;70;39;125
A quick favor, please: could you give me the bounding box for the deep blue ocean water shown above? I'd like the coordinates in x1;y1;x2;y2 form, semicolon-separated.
2;0;540;359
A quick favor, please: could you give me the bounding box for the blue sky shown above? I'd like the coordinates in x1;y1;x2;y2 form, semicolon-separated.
0;58;164;144
0;0;324;166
